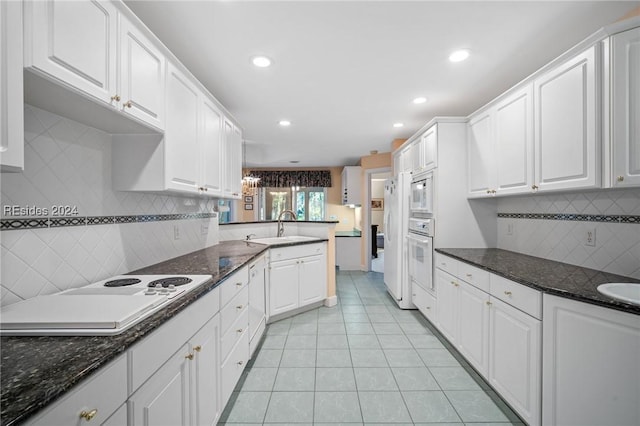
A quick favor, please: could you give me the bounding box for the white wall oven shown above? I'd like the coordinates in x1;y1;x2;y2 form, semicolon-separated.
407;217;434;293
410;172;434;215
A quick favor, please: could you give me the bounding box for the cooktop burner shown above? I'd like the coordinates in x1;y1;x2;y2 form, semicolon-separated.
147;276;193;288
104;278;142;287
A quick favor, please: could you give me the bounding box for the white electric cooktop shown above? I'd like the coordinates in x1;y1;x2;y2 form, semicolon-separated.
0;275;212;336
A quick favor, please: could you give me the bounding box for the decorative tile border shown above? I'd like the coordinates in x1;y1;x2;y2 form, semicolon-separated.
498;212;640;224
1;212;217;231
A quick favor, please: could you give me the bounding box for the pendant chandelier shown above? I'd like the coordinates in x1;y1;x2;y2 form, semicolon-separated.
241;141;260;196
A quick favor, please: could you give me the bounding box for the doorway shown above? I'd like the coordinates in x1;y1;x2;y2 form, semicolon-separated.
366;169;391;272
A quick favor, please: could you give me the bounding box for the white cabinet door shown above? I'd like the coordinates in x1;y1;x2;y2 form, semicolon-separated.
165;63;199;193
422;125;438;171
488;296;541;426
457;280;490;377
534;46;599;192
222;119;235;197
542;295;640;426
435;268;458;344
269;259;299;316
495;85;534;195
299;254;326;306
249;257;267;341
230;125;243;198
411;139;423;173
191;315;221;426
201;96;224;196
611;27;640;187
26;0;118;105
120;16;165;130
467;110;495;196
130;343;191;426
0;0;23;172
393;152;401;175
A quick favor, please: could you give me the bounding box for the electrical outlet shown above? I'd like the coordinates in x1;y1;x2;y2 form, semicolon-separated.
174;225;181;240
585;228;596;247
506;222;514;236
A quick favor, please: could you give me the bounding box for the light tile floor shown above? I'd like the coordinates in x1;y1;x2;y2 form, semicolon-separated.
220;271;524;425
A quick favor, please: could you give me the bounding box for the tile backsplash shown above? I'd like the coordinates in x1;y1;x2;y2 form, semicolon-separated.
497;189;640;279
0;105;219;306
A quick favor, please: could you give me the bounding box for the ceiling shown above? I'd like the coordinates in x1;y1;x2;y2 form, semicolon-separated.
124;1;637;168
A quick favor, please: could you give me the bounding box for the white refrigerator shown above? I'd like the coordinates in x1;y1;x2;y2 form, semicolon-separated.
383;172;413;309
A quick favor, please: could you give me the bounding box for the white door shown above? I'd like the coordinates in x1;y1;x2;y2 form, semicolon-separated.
495;85;534;195
120;16;165;130
383;180;401;300
467;110;495;196
191;316;220;426
457;281;490;377
435;269;458;344
422;125;438;171
488;296;541;426
201;96;223;196
165;63;199;193
299;254;326;306
611;27;640;187
269;259;299;316
534;46;599;192
27;0;118;105
130;344;191;426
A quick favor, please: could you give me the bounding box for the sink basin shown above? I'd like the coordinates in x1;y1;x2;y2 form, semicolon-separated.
597;283;640;306
249;236;320;246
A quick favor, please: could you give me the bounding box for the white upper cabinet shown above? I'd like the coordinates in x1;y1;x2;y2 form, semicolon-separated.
24;0;165;131
0;0;24;172
467;109;495;196
25;0;118;105
495;85;534;195
222;119;242;199
119;15;165;130
534;45;599;192
201;96;224;196
422;124;438;171
611;26;640;187
165;62;200;193
341;166;362;205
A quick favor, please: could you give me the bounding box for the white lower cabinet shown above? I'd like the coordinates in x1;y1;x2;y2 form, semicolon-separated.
248;256;267;356
432;255;541;426
268;243;327;317
542;294;640;426
191;316;221;426
411;282;436;323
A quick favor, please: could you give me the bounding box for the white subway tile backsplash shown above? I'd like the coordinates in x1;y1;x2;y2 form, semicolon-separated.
497;189;640;280
0;105;220;306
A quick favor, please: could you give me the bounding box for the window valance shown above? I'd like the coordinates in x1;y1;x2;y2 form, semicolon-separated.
248;170;332;188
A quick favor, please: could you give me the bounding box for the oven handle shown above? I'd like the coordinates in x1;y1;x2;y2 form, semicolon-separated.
406;233;432;244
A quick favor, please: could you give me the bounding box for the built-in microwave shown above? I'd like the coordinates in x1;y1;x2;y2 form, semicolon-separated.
410;172;434;214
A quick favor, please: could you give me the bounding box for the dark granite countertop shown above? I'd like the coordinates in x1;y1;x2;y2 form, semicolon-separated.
436;248;640;315
0;240;269;426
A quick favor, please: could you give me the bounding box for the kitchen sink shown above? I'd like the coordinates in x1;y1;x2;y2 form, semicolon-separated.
249;235;320;245
597;283;640;306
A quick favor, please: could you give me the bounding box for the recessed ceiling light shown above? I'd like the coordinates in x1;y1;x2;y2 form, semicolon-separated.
413;97;427;104
279;120;291;127
449;49;470;63
252;56;272;68
289;160;300;164
393;123;404;128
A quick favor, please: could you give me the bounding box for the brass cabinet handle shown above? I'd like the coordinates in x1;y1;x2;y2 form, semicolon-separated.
236;282;243;287
486;301;492;306
236;328;243;333
124;101;133;108
466;273;472;278
110;94;120;102
79;409;98;421
237;360;244;366
531;184;539;190
426;306;431;310
504;291;512;296
185;353;194;360
617;176;625;182
236;305;244;309
194;345;202;352
486;190;491;194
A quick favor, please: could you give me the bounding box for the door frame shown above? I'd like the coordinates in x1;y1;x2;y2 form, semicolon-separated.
364;167;391;271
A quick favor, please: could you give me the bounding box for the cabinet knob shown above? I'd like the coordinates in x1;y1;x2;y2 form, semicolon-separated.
504;291;512;296
236;282;243;287
466;273;472;278
491;190;497;195
79;409;98;421
236;328;243;333
194;345;202;352
110;94;120;102
617;176;625;182
486;301;492;306
426;306;431;310
237;360;244;366
185;353;194;360
486;190;491;194
531;184;539;191
236;305;244;310
124;101;133;109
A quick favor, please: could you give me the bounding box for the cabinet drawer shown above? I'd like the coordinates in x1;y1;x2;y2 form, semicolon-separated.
221;306;249;363
435;253;458;276
459;262;490;292
412;283;436;323
220;285;249;335
220;266;248;308
221;330;249;407
270;243;324;262
490;275;542;319
27;355;127;426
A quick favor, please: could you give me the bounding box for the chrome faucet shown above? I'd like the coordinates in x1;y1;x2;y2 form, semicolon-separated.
277;209;297;237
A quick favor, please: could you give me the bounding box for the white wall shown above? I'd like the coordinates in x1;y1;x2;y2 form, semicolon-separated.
0;106;219;306
497;189;640;280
